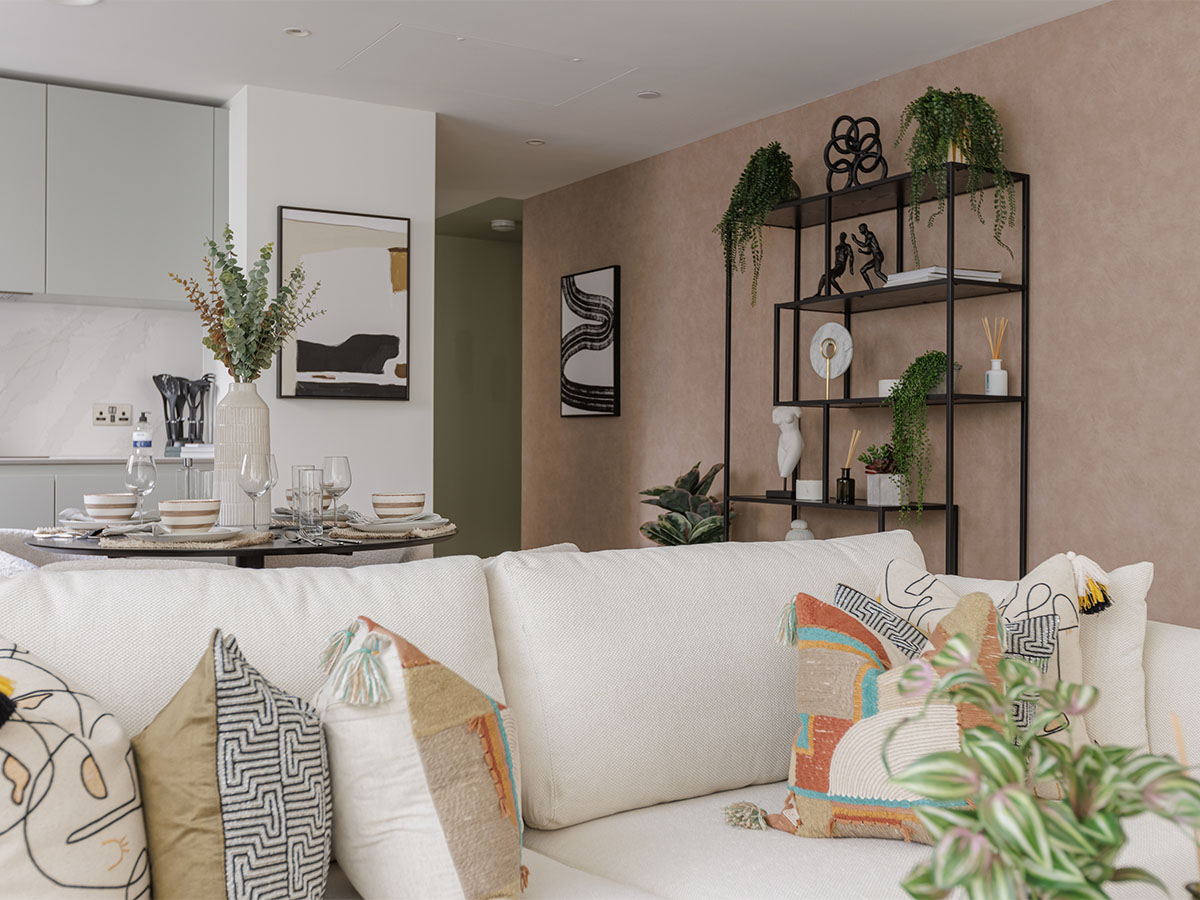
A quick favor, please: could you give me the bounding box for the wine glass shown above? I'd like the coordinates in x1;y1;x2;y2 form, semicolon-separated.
321;456;352;527
238;453;278;532
125;455;157;525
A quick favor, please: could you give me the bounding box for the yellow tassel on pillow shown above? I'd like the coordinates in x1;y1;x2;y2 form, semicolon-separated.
1067;551;1113;615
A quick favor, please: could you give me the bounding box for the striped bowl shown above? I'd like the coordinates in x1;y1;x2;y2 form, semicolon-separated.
157;498;221;533
372;492;425;519
83;492;137;523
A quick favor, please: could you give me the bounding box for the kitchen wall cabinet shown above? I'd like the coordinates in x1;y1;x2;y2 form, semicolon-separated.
0;78;46;294
46;85;219;303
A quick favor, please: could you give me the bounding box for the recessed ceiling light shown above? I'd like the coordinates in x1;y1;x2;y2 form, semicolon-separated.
491;219;518;233
283;26;311;38
524;139;546;146
571;57;582;62
50;0;103;6
636;90;662;100
456;36;466;42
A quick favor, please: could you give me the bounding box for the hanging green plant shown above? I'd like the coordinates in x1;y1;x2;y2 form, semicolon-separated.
886;350;949;519
714;142;797;307
896;87;1016;266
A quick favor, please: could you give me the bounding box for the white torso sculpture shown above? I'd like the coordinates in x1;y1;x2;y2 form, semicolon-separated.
772;407;803;479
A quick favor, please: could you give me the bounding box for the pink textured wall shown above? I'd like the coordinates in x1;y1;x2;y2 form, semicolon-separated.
522;1;1200;626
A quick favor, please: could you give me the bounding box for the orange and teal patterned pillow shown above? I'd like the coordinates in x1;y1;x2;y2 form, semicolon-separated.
315;616;525;900
769;591;1005;843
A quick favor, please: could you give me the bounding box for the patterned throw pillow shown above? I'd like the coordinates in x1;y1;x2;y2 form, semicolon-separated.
314;616;525;900
0;635;151;897
872;555;1089;750
771;591;1004;843
132;630;331;900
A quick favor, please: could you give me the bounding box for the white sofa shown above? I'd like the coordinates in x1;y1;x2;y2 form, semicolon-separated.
1;530;1196;899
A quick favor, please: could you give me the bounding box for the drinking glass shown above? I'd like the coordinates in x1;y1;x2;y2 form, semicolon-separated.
298;467;325;537
238;453;278;532
321;456;352;527
291;465;316;526
125;455;157;524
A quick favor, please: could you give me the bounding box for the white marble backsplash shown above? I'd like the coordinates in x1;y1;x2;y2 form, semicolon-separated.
0;299;210;457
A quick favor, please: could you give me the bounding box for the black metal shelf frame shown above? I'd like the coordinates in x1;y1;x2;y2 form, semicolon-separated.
721;161;1030;576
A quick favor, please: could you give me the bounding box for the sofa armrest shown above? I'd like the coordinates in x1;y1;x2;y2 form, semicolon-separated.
1144;620;1200;758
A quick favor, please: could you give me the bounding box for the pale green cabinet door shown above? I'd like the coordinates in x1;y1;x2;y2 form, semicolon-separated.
0;79;46;294
0;474;55;529
46;86;214;302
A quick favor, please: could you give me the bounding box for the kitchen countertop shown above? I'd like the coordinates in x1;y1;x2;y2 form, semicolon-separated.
0;457;199;466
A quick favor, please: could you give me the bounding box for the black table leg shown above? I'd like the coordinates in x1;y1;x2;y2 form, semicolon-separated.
236;555;265;569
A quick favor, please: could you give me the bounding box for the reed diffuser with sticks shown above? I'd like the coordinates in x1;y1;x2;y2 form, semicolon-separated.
836;429;861;505
982;315;1009;396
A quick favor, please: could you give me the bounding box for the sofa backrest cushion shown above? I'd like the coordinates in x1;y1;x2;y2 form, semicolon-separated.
0;556;500;736
488;531;926;829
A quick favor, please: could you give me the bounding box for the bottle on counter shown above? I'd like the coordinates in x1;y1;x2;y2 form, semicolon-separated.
132;412;153;457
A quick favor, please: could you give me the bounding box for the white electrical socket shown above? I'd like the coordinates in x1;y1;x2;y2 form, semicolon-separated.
92;403;133;426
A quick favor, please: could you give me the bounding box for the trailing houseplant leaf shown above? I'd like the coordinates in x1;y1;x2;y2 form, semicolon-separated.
886;350;950;519
887;635;1200;900
895;86;1016;266
713;142;797;307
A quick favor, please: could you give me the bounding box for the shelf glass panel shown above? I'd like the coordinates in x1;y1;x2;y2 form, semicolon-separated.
776;394;1023;409
728;494;948;512
777;278;1022;314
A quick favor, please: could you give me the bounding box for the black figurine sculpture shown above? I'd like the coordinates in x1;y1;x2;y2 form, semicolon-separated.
813;232;855;296
823;115;888;191
852;223;888;289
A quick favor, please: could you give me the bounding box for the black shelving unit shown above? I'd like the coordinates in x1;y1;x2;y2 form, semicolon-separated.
721;161;1029;576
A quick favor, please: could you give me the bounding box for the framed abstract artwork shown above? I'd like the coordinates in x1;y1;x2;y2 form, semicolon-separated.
560;265;620;417
277;206;411;400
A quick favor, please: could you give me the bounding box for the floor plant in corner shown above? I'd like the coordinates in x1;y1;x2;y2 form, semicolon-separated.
887;636;1200;899
639;462;729;545
714;142;797;307
896;86;1016;265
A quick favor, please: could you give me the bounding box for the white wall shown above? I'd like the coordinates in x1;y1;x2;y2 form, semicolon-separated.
0;298;205;457
225;86;436;512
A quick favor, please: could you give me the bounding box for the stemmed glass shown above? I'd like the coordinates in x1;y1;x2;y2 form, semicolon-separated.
125;455;157;525
238;453;278;532
321;456;352;527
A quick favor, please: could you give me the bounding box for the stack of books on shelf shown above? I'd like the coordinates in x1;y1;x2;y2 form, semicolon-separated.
887;266;1002;286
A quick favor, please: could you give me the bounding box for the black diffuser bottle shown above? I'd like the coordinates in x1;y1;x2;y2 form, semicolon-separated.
836;467;856;504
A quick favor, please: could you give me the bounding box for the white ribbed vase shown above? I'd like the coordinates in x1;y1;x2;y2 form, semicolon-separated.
213;382;271;527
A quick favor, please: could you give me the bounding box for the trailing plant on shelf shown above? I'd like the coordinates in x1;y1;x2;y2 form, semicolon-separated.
714;142;797;308
886;351;951;519
896;86;1016;266
886;634;1200;900
857;443;896;474
170;225;323;383
639;462;729;545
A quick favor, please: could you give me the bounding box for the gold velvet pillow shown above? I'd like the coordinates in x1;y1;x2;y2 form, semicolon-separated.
132;630;331;899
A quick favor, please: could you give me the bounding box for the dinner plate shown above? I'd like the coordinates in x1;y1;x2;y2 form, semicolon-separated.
348;516;448;534
138;526;244;543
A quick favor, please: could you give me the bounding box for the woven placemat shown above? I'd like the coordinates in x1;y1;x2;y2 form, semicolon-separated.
99;530;275;552
327;523;457;542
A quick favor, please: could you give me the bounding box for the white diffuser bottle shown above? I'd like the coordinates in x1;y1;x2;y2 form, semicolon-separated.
985;358;1008;396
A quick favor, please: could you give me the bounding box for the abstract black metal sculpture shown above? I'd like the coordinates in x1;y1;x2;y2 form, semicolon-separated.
852;223;888;289
823;115;888;191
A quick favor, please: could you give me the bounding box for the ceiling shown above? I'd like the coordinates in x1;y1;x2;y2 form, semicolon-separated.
0;0;1103;215
437;198;523;244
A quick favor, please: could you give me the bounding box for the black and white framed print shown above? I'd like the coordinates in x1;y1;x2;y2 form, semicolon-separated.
561;265;620;417
277;206;411;400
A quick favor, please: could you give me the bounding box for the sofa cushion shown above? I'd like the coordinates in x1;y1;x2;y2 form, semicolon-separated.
944;561;1154;751
524;782;1199;900
314;617;523;900
0;634;151;898
133;630;331;900
0;549;36;577
488;531;925;829
0;556;500;736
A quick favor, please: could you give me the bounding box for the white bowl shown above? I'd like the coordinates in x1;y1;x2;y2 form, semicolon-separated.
372;492;426;519
157;498;221;533
83;492;137;523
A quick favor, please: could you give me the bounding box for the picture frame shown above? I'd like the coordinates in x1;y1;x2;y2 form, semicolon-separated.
276;206;411;400
560;265;620;417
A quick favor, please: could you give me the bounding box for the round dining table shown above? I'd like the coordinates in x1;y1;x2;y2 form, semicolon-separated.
25;528;456;569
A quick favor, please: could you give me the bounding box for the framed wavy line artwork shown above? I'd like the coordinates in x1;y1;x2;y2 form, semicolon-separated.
277;206;411;400
560;265;620;417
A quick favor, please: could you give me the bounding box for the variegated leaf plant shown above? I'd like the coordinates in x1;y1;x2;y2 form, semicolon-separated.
885;633;1200;899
